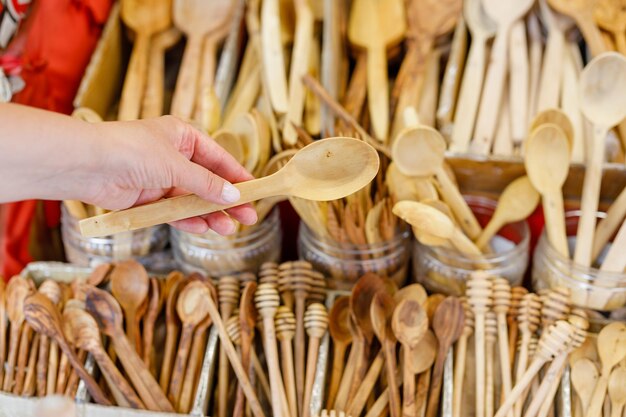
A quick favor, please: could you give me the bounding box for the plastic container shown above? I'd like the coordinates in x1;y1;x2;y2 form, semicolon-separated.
171;207;282;276
413;196;530;296
297;222;411;290
532;211;626;311
61;205;168;267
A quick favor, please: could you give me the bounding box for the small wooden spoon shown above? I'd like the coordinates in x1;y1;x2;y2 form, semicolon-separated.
476;176;540;250
575;52;626;267
393;201;482;255
142;277;162;372
392;298;428;417
171;0;233;120
425;297;465;417
3;277;31;392
159;272;185;393
586;322;626;417
529;108;575;150
35;280;61;397
110;260;149;356
607;365;626;417
327;296;353;409
23;293;110;405
392;126;481;239
571;358;599;416
524;124;571;258
86;286;174;412
118;0;171;120
80;137;380;237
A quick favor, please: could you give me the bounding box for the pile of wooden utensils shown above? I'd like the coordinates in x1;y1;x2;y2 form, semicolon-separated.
454;271;589;417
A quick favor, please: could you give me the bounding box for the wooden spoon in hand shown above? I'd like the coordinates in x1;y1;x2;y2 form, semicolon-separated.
80;137;380;237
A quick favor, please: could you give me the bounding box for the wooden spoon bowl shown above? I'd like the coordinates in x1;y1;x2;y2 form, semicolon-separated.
392;299;428;348
580;52;626;127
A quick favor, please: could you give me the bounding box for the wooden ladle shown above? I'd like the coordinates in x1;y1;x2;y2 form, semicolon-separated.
586;322;626;417
327;296;353;409
575;52;626;266
85;286;173;412
118;0;171;121
475;176;540;250
80;137;380;237
110;260;149;355
23;293;110;405
392;298;428;417
524;124;571;258
392;125;481;239
66;307;144;409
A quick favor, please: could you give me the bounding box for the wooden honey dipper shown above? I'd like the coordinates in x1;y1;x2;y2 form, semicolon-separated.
453;296;474;417
302;303;329;417
276;306;298;417
467;271;494;417
217;275;241;417
485;311;498;417
277;263;295;309
237;272;257;291
255;283;291;417
524;309;588;417
492;277;513;415
307;270;327;305
495;320;576;417
513;292;542;417
507;287;528;368
36;280;61;397
540;287;571;331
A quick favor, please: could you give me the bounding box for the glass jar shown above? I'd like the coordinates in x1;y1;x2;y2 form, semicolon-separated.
61;205;168;267
413;196;530;296
297;222;411;290
532;211;626;311
171;207;282;276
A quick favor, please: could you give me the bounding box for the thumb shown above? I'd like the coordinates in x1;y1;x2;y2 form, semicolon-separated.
173;158;241;204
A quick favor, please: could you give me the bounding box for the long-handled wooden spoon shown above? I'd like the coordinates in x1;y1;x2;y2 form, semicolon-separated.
571;358;599;417
607;364;626;417
80;137;379;237
86;286;173;411
142;277;162;373
548;0;607;57
118;0;171;121
326;296;352;409
159;272;185;393
302;303;328;417
595;0;626;54
524;124;571;257
476;177;540;250
23;293;110;405
575;52;626;266
3;277;31;392
110;260;149;356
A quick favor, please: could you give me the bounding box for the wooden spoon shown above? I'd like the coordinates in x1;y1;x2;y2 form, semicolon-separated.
85;286;174;411
548;0;607;57
171;0;233;121
67;307;144;408
575;52;626;266
371;292;401;417
524;124;571;258
595;0;626;55
3;277;31;392
476;176;540;250
607;364;626;417
80;137;380;237
142;277;161;372
110;260;149;356
392;298;428;417
326;296;353;409
118;0;171;121
592;186;626;262
159;272;185;393
450;0;496;152
23;293;110;405
260;0;289;114
392;126;482;239
586;322;626;417
529;108;575;150
348;0;406;141
425;297;464;417
35;280;61;397
393;201;482;255
571;358;599;417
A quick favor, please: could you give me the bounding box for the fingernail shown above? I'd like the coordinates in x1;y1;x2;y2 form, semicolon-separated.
221;182;240;203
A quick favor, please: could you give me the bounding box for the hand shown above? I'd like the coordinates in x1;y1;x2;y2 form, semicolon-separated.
84;116;257;235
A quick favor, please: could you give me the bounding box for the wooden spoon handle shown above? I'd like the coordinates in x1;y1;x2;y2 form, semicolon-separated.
383;341;401;417
577;16;608;57
452;336;469;417
280;340;298;417
574;127;606;266
295;298;306;413
450;33;488;153
55;349;71;393
366;43;389;141
531;354;568;417
435;166;482;240
118;32;150;121
332;340;359;410
402;349;417;417
508;20;528;146
494;359;545;417
476;218;502;250
542;191;569;258
14;324;32;394
94;347;145;409
415;367;431;417
497;316;513;407
159;322;178;393
57;339;110;405
326;342;347;409
179;328;209;413
36;335;49;396
561;45;585;164
536;29;565;112
600;217;626;272
346;350;385;417
301;338;321;417
168;325;194;407
615;32;626;56
46;341;59;395
260;0;289;114
171;35;203;120
3;322;21;391
63;349;86;398
592;186;626;261
194;37;219;125
22;333;39;396
425;350;447;417
79;176;276;237
473;316;486;417
472;28;509;156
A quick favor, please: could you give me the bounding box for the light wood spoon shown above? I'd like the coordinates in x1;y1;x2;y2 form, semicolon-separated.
110;260;149;355
608;365;626;417
586;322;626;417
524;124;571;258
118;0;171;120
159;272;185;393
3;277;31;392
575;52;626;266
475;176;540;250
392;125;481;239
326;296;353;409
260;0;289;114
557;0;610;56
595;0;626;54
571;358;599;417
80;137;379;237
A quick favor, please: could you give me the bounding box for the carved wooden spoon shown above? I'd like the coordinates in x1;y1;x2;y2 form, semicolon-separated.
326;296;353;409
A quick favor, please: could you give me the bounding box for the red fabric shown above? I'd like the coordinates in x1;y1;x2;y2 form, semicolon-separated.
0;0;112;278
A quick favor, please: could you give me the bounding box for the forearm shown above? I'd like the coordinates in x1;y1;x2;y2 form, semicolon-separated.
0;103;107;203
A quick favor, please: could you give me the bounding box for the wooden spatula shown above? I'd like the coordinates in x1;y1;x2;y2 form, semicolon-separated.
118;0;172;121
